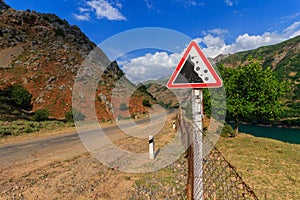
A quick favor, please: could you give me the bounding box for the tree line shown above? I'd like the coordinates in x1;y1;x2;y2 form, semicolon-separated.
215;59;289;134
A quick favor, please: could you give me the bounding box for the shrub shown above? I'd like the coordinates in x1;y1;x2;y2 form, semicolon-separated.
55;28;64;37
137;84;147;93
65;109;86;122
0;128;11;136
34;109;50;121
219;124;236;138
24;127;33;133
65;111;73;122
142;99;151;107
119;103;128;111
10;84;32;110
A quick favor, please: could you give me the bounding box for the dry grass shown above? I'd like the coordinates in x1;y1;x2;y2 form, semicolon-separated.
216;134;300;200
114;113;178;153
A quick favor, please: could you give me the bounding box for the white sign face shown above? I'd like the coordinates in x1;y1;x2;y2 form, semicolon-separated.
189;47;217;84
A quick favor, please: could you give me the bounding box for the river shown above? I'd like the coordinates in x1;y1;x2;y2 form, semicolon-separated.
232;123;300;144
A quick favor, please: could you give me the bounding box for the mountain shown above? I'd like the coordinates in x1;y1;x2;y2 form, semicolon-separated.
216;36;300;98
0;1;153;121
216;36;300;123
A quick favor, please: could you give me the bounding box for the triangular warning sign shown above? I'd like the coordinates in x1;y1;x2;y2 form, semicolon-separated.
167;41;222;89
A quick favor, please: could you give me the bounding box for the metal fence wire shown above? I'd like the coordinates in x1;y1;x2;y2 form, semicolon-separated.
178;113;259;200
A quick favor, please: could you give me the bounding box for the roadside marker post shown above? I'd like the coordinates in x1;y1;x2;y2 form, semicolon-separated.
173;121;176;129
167;41;222;200
149;135;155;160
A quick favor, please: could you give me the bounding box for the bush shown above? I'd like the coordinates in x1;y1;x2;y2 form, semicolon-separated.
142;99;151;107
34;109;50;121
219;124;236;138
119;103;128;111
10;84;32;110
65;109;86;122
55;28;64;36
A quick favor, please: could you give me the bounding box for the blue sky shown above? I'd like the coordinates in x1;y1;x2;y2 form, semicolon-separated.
5;0;300;82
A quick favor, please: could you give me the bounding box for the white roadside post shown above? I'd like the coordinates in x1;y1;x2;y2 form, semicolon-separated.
193;89;203;200
173;121;176;129
149;135;155;159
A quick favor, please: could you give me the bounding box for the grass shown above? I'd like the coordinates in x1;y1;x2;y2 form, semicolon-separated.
0;120;74;138
131;156;187;199
216;133;300;200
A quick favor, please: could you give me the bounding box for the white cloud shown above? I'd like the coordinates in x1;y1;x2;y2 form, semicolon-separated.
224;0;233;6
74;0;126;21
73;13;90;21
289;30;300;38
284;21;300;33
281;12;300;21
86;0;126;21
196;32;284;58
120;52;181;83
174;0;205;7
195;21;300;58
144;0;154;9
115;3;123;9
207;28;229;35
120;21;300;83
79;7;91;13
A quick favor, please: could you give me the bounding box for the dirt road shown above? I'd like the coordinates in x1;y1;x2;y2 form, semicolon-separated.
0;110;183;199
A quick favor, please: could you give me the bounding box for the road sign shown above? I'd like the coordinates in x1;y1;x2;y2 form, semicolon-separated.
167;41;222;89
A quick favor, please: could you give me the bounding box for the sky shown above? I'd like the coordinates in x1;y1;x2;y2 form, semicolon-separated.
5;0;300;83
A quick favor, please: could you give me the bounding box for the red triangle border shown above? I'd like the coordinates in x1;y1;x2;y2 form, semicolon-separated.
167;41;222;89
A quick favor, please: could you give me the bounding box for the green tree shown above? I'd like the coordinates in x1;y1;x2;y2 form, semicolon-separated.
10;84;32;110
142;99;151;107
65;109;86;122
34;109;50;121
221;61;288;134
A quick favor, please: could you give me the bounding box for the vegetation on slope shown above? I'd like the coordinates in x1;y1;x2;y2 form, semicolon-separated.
216;36;300;126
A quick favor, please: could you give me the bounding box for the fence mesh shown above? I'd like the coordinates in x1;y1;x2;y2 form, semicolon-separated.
178;113;259;200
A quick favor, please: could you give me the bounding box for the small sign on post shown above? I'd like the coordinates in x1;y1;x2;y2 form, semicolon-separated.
167;40;223;200
149;135;154;160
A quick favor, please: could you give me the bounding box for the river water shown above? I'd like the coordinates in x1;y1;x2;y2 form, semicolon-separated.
234;123;300;144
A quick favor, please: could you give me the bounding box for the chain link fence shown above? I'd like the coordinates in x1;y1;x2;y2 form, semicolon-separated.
178;113;259;200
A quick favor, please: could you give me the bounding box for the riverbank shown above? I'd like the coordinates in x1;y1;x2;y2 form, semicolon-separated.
216;133;300;199
228;122;300;144
227;119;300;130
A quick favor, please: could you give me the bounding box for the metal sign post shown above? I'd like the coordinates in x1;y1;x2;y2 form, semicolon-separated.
166;40;222;200
192;89;204;200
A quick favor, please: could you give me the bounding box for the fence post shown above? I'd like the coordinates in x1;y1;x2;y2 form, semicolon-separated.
192;89;203;200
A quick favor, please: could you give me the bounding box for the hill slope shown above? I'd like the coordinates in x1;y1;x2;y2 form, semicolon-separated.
216;36;300;99
0;1;152;121
216;36;300;122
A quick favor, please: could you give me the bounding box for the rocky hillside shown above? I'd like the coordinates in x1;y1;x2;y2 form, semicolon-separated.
0;1;152;120
142;77;180;109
